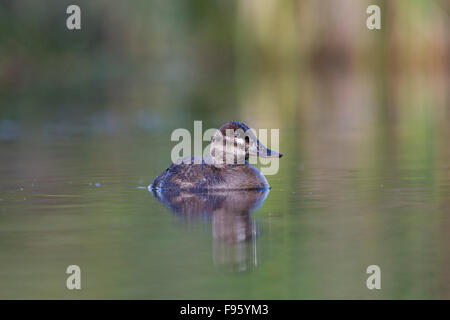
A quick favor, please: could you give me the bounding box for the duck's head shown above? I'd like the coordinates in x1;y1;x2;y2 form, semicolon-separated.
210;120;283;165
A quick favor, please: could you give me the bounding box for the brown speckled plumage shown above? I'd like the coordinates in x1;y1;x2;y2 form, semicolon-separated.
152;157;269;190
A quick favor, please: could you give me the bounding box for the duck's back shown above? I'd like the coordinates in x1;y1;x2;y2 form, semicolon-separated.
152;157;269;191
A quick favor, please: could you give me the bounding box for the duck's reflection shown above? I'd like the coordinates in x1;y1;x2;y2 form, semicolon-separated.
151;188;269;272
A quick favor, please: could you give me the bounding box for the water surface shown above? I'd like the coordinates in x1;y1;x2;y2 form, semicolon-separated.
1;116;449;299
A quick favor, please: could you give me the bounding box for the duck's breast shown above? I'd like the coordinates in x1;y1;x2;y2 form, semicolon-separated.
219;165;270;190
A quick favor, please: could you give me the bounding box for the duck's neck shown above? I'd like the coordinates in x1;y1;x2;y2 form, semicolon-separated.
211;155;249;167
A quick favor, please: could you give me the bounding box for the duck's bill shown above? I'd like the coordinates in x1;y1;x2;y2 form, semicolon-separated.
248;142;283;158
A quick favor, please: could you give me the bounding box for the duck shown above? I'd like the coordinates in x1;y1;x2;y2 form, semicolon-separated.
151;121;282;191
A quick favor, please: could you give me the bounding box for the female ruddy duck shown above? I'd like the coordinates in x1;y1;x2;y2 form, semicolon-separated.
151;121;282;191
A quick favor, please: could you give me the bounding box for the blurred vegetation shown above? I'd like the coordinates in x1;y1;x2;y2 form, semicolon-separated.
0;0;448;133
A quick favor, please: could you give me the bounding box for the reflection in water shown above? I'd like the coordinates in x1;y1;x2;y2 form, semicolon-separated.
151;188;269;272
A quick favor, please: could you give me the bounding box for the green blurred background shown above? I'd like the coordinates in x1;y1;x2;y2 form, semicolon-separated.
0;0;449;299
